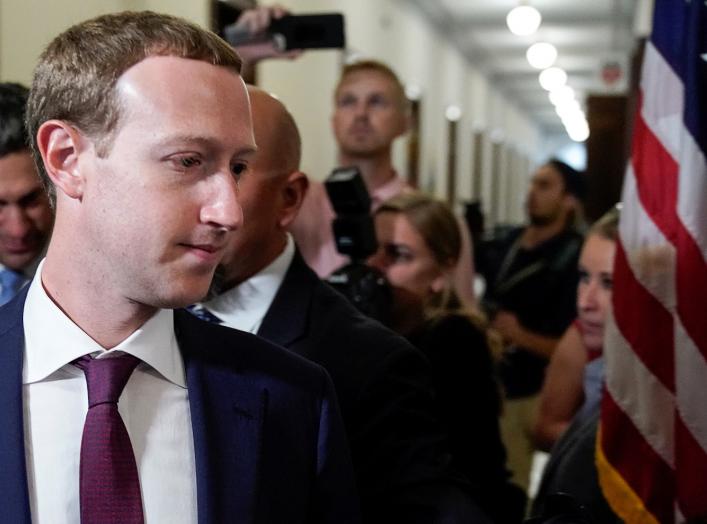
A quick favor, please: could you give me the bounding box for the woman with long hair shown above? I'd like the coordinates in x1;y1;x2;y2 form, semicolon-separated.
530;206;621;523
368;191;524;523
533;207;620;451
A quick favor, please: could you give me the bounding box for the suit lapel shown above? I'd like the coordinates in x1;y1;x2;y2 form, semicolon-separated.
258;251;314;352
176;311;265;524
0;289;32;523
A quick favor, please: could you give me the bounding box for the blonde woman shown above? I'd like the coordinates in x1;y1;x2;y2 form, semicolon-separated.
368;191;525;523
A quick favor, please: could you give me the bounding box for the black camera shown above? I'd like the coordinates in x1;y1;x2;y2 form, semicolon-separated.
325;166;377;262
324;167;392;325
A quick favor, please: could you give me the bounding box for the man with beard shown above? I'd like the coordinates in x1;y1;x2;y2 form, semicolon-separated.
482;159;585;492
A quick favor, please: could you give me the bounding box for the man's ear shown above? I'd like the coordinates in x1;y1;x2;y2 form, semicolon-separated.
36;120;87;200
278;170;309;228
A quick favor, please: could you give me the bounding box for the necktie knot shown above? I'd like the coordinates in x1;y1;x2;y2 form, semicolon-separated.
75;354;140;407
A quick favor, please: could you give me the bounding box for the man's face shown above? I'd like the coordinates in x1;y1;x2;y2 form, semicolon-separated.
0;151;53;271
76;56;255;307
218;91;297;287
332;70;407;158
526;164;568;226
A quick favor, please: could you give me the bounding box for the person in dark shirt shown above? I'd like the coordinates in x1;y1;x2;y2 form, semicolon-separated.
369;192;524;523
482;159;585;491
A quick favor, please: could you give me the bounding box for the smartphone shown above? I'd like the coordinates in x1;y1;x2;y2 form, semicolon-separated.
223;13;345;51
269;14;345;51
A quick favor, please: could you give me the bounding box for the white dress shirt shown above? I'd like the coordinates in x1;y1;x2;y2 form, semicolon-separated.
202;234;295;333
22;260;197;523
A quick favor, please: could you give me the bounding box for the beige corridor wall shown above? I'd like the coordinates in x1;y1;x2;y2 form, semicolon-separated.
0;0;209;85
0;0;544;223
258;0;543;216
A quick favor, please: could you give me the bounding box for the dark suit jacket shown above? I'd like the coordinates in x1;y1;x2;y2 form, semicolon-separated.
531;408;619;524
258;252;490;524
0;286;360;524
409;314;525;523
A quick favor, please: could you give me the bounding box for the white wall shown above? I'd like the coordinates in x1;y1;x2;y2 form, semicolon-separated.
0;0;546;224
0;0;210;85
259;0;544;216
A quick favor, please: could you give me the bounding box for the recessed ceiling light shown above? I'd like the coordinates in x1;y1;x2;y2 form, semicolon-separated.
567;123;590;142
539;67;567;91
549;85;575;106
445;105;462;122
555;100;582;119
405;84;422;101
506;5;542;36
527;42;557;69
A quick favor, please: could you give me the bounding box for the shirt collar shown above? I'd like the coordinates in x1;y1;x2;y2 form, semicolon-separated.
202;234;295;333
22;259;185;387
370;172;410;210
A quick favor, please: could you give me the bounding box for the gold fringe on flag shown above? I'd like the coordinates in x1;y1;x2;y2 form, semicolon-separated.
595;423;661;524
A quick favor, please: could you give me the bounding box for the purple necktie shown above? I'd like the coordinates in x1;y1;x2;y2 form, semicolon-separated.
75;354;145;524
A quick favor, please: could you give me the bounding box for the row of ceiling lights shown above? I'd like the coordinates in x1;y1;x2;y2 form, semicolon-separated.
506;3;590;142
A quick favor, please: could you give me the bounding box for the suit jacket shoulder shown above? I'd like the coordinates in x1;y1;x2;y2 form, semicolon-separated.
1;288;359;524
408;313;519;522
174;309;361;524
259;253;474;523
0;289;32;524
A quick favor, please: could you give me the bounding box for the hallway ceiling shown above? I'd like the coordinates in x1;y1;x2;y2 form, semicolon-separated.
404;0;639;135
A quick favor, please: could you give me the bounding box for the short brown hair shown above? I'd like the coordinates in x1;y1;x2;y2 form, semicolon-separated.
0;83;30;157
335;59;408;110
26;10;242;203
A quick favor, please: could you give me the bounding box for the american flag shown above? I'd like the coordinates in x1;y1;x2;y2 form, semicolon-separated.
596;1;707;522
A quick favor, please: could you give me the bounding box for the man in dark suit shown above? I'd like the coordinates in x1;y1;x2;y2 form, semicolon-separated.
0;11;359;523
196;86;491;523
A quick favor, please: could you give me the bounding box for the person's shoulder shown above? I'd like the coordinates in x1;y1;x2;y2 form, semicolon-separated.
552;227;583;246
175;308;329;390
505;225;525;243
313;277;415;351
412;312;491;364
0;285;28;337
305;278;431;380
488;225;524;255
548;228;584;270
0;301;22;337
424;312;483;340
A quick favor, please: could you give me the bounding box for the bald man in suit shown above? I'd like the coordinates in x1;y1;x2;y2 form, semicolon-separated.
195;86;491;523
